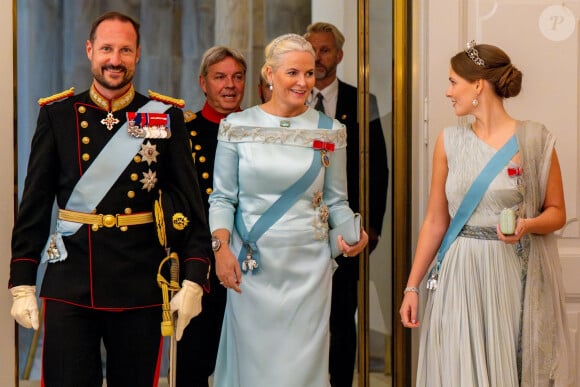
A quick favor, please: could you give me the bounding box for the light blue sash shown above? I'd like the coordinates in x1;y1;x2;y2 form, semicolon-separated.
235;111;333;273
42;100;170;263
427;135;519;290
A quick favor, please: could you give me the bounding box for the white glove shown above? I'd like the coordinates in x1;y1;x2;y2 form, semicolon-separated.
10;285;39;330
170;280;203;341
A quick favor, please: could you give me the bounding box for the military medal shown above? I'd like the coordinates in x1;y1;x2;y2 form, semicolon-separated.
127;112;171;138
312;139;335;167
242;245;258;272
426;262;441;290
426;272;438;290
139;141;160;165
101;112;119;130
321;151;330;167
46;233;61;262
140;169;158;191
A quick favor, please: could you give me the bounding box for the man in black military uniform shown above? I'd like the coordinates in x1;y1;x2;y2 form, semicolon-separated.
176;45;247;387
9;11;210;387
305;22;389;387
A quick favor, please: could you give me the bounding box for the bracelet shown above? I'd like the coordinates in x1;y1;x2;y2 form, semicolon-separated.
404;286;419;295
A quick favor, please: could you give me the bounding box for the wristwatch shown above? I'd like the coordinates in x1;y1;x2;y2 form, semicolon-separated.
211;237;226;252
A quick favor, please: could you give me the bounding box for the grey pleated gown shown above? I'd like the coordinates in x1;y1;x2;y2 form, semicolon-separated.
417;126;524;387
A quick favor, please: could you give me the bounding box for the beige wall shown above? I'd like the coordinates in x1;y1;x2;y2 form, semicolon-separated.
0;0;15;385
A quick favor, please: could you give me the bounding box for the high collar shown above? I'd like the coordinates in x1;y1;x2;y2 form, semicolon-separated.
201;101;240;124
89;83;135;112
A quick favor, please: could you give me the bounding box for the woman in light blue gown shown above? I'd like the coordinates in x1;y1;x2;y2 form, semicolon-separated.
399;42;574;386
208;33;368;387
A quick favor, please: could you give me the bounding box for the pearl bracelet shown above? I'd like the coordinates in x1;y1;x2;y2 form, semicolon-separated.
404;286;419;294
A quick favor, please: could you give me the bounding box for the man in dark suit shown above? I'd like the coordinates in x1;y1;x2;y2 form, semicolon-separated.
257;73;272;104
176;45;247;387
9;11;210;387
305;21;389;387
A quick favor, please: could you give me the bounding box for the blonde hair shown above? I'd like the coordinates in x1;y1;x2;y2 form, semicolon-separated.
304;21;345;50
260;33;315;81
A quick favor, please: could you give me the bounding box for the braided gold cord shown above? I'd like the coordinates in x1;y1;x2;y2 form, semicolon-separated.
157;252;181;337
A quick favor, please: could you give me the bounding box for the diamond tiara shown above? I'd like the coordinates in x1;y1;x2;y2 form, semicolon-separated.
465;40;485;67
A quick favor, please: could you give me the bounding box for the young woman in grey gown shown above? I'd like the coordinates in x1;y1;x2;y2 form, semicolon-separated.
399;42;574;386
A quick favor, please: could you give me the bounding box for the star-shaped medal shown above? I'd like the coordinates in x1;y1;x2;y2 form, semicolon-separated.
140;169;158;191
139;141;160;165
101;112;120;130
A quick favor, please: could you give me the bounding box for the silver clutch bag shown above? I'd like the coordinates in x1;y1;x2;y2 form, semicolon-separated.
329;213;362;258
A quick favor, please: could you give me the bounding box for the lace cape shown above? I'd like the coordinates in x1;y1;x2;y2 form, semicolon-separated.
518;121;575;386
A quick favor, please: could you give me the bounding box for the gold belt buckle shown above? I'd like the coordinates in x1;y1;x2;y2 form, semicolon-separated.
101;214;118;228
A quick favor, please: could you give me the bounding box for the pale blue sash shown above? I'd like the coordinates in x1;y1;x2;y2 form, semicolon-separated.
235;112;333;273
427;135;519;290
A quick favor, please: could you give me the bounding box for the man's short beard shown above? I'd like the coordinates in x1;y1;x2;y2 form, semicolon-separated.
94;73;132;91
315;70;327;80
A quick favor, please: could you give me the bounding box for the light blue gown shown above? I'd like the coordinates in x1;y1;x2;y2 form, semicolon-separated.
208;106;353;387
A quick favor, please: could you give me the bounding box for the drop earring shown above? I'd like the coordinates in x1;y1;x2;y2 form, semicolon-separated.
472;95;479;107
269;83;273;91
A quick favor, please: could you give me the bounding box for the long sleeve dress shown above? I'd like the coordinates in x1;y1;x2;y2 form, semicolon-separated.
208;106;354;387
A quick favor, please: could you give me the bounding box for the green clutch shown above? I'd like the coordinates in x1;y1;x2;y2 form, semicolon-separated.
499;208;516;235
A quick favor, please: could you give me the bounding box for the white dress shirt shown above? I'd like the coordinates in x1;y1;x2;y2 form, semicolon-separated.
308;78;339;119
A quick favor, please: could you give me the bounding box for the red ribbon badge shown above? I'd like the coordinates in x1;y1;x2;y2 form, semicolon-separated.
312;140;335;152
127;112;168;127
507;167;523;177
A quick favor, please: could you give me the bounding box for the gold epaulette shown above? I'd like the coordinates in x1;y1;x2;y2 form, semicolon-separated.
183;110;197;123
38;87;75;106
148;89;185;109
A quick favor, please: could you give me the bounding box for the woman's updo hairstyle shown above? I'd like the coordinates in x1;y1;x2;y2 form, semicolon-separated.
451;41;523;98
261;33;315;81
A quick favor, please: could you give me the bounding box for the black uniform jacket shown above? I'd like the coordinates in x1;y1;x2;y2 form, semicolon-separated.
335;80;389;235
186;101;231;215
10;86;211;310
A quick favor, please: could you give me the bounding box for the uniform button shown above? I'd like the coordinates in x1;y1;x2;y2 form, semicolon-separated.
82;136;90;144
82;153;90;161
190;130;197;137
206;188;213;195
194;144;202;151
199;156;206;163
80;121;89;128
78;106;86;114
127;191;135;199
202;172;209;179
134;155;142;163
124;208;132;214
130;173;139;181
